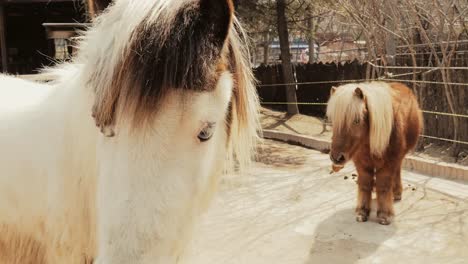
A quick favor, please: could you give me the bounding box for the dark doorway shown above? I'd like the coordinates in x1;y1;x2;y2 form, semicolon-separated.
2;1;85;74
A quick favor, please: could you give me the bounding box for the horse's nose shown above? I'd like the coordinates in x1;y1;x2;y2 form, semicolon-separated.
330;152;346;164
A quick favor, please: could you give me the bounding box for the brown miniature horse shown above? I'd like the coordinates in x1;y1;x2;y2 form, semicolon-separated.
327;82;423;225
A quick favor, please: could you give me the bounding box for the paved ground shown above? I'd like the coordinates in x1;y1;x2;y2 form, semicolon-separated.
189;139;468;264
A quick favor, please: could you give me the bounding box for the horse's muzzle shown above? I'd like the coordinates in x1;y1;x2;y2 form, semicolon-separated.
330;152;346;165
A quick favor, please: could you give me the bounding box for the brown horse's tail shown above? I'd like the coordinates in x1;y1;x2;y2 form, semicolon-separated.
411;88;424;152
390;82;424;152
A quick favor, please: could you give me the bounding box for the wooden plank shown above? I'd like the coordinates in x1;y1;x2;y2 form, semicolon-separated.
45;30;75;39
87;0;96;18
0;3;7;73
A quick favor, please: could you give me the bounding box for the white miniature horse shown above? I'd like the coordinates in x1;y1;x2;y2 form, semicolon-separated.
0;0;259;263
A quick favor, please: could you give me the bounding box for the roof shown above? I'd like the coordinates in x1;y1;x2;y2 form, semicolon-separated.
43;23;91;28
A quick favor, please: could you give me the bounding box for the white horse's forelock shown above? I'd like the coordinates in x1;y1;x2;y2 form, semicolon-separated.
327;82;394;157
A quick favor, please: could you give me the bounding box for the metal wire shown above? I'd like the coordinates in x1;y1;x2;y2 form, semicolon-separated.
261;102;328;106
260;102;468;145
257;79;368;87
379;78;468;86
367;61;468;70
257;78;468;87
261;102;468;119
420;110;468;119
420;135;468;146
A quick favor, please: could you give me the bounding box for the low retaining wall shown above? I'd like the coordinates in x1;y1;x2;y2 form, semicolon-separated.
263;129;468;181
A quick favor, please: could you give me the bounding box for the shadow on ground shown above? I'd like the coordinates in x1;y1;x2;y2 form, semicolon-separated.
263;112;300;134
255;140;309;168
305;208;396;264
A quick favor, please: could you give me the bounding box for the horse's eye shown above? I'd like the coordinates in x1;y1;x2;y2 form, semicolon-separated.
198;123;216;142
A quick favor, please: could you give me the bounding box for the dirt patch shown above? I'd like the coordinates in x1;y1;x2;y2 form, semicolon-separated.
414;142;468;166
256;140;309;169
260;108;331;141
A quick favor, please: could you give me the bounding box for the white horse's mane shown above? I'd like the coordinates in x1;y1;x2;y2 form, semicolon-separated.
327;81;394;156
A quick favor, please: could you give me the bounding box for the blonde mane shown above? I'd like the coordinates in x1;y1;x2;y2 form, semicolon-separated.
225;18;260;172
327;81;394;157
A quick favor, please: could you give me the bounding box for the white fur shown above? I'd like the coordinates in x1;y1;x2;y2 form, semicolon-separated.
94;76;233;263
0;0;259;263
327;81;394;157
0;65;234;264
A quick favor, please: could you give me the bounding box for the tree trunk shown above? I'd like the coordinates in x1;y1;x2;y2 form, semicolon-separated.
384;36;396;65
86;0;96;18
263;32;269;65
276;0;299;115
384;0;396;66
307;12;315;63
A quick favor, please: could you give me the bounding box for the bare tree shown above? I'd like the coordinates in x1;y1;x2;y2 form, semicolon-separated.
336;0;468;157
276;0;299;114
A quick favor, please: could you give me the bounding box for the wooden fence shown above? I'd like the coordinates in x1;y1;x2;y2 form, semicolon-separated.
254;59;468;151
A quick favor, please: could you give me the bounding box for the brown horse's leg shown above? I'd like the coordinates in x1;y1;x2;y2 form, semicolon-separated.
355;166;374;222
393;163;403;201
376;165;395;225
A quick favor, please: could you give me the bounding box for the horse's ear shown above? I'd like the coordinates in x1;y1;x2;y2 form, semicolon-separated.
199;0;234;46
330;86;337;95
354;87;364;100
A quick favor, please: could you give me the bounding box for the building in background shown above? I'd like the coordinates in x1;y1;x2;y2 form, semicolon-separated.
316;38;366;63
0;0;87;74
252;32;367;67
253;39;315;67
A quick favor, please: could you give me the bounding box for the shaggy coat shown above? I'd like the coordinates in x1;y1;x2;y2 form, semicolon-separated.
327;82;423;225
0;0;259;263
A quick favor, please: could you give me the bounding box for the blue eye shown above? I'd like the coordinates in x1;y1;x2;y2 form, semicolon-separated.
198;123;215;142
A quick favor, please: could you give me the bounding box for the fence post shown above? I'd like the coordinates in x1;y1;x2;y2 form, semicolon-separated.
0;3;8;73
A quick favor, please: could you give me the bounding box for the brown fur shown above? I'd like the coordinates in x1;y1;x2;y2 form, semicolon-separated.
0;225;47;264
330;82;423;225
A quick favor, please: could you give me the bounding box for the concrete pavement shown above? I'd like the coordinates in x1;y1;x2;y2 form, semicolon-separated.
189;140;468;264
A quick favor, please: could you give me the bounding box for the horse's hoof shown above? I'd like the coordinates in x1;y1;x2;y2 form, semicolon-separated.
378;217;391;225
100;126;116;137
356;214;368;222
377;211;393;225
393;194;402;201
